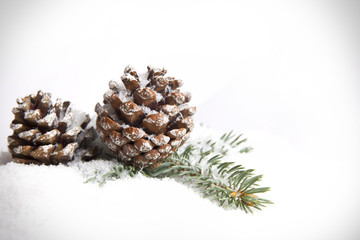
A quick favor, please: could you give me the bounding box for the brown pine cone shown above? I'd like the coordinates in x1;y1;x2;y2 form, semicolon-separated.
95;65;196;168
8;90;99;165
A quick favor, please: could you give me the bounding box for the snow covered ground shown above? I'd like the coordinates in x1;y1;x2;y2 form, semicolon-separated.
1;1;360;240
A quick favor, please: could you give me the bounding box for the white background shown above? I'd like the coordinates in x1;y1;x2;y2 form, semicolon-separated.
1;0;360;240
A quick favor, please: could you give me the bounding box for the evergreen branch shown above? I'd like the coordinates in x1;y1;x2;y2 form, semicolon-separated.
144;132;272;213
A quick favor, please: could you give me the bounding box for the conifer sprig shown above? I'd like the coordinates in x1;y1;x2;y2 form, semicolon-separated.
145;131;272;213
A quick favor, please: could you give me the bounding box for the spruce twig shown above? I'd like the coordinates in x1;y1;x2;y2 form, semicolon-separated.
144;131;272;213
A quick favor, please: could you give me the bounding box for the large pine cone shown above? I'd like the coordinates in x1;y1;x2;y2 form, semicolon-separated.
95;66;196;168
8;90;99;165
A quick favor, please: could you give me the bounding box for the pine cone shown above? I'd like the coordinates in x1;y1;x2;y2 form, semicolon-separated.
8;90;99;165
95;65;196;168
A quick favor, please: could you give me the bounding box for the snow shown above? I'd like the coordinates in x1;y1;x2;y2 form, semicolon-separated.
60;142;78;157
12;146;26;155
122;127;146;141
60;105;75;126
150;135;170;146
170;138;182;148
137;71;150;88
10;123;23;131
40;129;60;139
64;126;82;137
36;144;55;152
177;103;189;112
143;113;169;126
141;105;158;116
155;92;163;102
161;104;179;117
136;140;153;152
158;144;171;153
38;112;57;128
169;128;186;138
0;155;219;240
18;129;39;140
24;109;41;121
0;124;274;240
119;102;142;115
108;80;120;93
69;109;88;130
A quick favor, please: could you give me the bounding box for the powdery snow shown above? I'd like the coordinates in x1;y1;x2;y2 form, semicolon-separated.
0;154;225;240
38;112;57;128
0;124;259;240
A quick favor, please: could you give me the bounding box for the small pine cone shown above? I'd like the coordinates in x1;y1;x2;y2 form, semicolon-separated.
8;90;99;165
95;65;196;168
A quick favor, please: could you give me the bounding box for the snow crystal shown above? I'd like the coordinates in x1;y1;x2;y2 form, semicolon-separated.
43;129;60;139
99;117;112;131
18;129;39;140
172;93;186;105
182;117;193;125
39;112;57;127
121;73;136;81
120;102;142;115
170;139;182;148
123;145;139;157
16;97;31;111
137;141;153;152
103;90;114;103
155;92;163;102
165;85;172;94
123;127;146;141
108;80;120;92
61;104;74;126
120;123;130;129
141;106;158;116
16;97;24;104
144;150;160;160
13;146;24;154
182;132;191;141
109;135;124;147
103;104;121;123
176;79;183;87
24;109;41;120
150;135;170;146
37;144;55;152
119;89;133;102
64;126;82;136
10;123;22;131
158;144;171;153
169;128;186;138
143;114;169;126
61;142;78;158
161;105;179;117
137;71;150;88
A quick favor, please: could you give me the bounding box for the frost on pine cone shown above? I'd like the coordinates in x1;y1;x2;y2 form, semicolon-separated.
95;65;196;168
8;90;99;165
